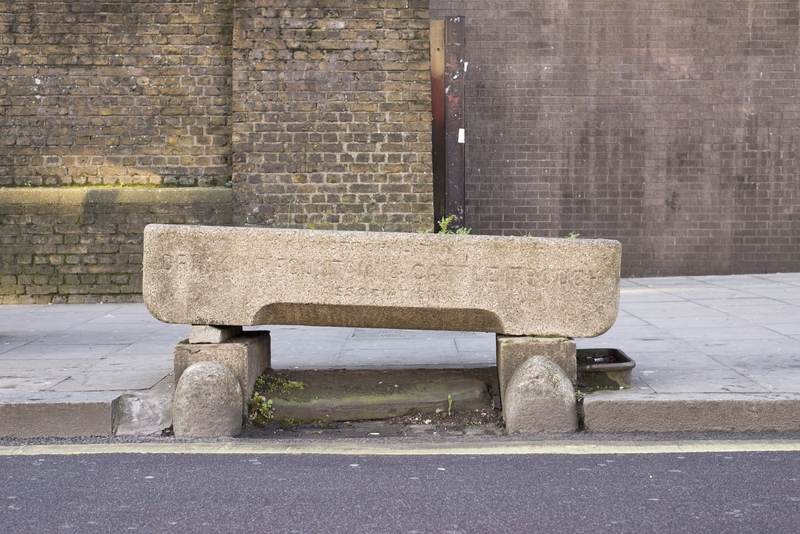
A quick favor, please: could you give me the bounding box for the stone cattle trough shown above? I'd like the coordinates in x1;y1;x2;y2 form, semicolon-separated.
143;224;622;436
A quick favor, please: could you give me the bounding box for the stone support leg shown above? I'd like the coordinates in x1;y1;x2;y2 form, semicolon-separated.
174;331;271;415
173;362;243;438
503;356;579;433
496;335;577;405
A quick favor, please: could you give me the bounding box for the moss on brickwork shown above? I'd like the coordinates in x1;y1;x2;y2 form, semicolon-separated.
3;0;434;235
0;188;234;304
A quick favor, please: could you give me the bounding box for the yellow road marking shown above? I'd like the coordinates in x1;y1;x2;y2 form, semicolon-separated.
1;439;800;456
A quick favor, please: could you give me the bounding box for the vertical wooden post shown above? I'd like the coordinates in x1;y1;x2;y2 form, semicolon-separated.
444;16;466;231
429;20;446;229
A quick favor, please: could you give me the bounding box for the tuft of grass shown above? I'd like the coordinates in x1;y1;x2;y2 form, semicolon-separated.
248;373;305;426
248;394;273;425
437;215;471;235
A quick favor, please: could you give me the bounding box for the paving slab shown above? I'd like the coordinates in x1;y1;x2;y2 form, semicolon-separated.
636;368;766;394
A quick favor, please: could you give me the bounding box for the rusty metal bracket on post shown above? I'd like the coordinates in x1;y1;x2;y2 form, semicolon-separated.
430;16;466;231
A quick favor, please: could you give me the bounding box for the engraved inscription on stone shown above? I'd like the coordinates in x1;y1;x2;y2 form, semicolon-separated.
143;225;621;337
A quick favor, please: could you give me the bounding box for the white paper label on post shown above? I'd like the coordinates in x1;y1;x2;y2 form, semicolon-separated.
458;128;465;143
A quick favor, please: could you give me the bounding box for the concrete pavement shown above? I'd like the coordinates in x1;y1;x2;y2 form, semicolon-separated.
1;273;800;437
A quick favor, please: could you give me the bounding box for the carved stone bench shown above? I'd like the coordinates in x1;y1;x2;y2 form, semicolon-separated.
142;224;621;435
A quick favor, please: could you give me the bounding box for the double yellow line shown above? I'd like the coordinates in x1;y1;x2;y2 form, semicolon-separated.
2;439;800;456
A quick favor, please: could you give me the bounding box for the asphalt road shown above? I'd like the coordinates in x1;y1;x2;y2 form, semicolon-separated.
2;448;799;533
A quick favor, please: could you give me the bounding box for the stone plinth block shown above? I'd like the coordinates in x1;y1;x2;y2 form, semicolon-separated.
174;332;270;414
503;356;579;434
190;325;243;344
497;336;577;401
143;225;621;337
173;362;243;438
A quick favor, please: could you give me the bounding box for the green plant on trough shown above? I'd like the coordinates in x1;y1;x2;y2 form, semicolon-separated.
248;373;305;426
437;215;471;235
248;393;273;425
417;215;472;235
520;230;579;239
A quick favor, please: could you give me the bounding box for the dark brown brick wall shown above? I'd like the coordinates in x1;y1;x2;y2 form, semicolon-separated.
0;188;233;304
0;0;233;187
432;1;800;276
232;0;433;231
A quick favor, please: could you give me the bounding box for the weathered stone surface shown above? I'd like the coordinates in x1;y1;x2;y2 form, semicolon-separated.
496;336;577;400
174;332;270;414
143;225;621;337
503;356;579;434
190;325;243;344
172;362;243;438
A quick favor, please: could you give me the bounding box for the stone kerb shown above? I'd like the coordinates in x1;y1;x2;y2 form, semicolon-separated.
142;224;621;338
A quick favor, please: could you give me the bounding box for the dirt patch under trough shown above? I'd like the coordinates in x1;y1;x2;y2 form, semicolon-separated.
241;367;506;439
